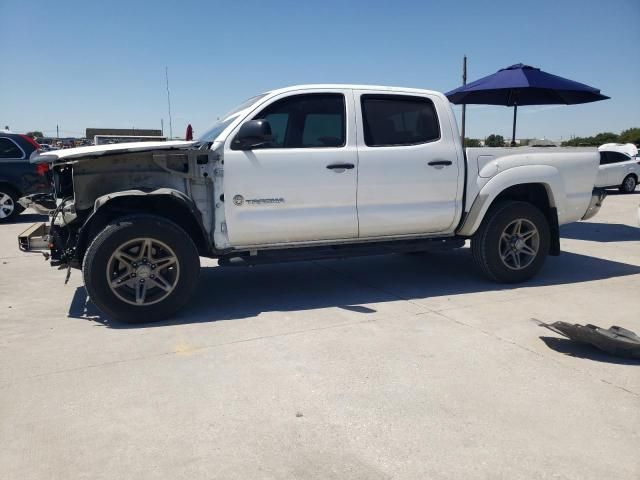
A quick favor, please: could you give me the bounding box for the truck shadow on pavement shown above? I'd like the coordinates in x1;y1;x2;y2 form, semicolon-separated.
560;222;640;243
539;337;640;365
68;248;640;328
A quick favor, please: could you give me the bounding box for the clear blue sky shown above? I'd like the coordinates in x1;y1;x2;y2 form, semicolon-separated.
1;0;638;140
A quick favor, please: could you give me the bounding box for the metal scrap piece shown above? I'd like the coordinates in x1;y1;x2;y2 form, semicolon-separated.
536;320;640;359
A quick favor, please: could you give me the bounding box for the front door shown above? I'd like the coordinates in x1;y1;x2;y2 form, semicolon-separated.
223;90;358;247
354;91;462;237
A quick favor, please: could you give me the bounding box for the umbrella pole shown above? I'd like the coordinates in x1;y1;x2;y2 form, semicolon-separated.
511;104;517;147
460;55;467;145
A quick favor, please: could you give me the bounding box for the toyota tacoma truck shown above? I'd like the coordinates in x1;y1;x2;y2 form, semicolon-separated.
20;84;606;322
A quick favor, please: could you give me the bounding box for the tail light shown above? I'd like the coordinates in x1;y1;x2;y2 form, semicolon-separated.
20;134;41;150
36;163;49;176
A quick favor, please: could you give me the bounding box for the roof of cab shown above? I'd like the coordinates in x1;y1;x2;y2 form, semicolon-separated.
263;84;446;99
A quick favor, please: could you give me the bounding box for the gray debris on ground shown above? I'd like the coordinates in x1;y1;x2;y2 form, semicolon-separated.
536;319;640;359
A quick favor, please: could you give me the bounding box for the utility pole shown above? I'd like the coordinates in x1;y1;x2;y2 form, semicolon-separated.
56;124;59;139
461;55;467;146
161;119;164;136
165;67;173;139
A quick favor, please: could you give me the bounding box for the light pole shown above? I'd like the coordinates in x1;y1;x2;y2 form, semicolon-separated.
165;67;173;139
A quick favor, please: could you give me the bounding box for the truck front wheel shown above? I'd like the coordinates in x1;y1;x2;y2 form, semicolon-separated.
471;201;550;283
83;215;200;323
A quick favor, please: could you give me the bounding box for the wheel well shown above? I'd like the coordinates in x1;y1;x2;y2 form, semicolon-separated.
624;173;638;181
75;195;211;261
492;183;560;256
494;183;552;211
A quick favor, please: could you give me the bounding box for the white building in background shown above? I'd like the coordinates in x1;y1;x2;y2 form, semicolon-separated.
527;139;561;147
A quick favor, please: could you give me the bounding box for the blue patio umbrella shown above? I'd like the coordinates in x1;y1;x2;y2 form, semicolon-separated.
445;63;609;146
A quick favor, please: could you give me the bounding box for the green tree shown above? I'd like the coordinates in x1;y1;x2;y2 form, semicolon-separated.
26;131;44;138
619;128;640;145
593;132;618;144
464;138;481;147
562;131;618;147
485;134;505;147
562;137;589;146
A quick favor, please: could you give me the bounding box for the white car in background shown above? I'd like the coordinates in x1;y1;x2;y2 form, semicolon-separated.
596;143;640;193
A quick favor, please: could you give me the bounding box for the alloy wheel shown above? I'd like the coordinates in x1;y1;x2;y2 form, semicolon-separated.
498;218;540;270
624;176;636;192
106;237;180;306
0;192;15;219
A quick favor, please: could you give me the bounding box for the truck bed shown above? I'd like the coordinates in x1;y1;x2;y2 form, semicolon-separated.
464;147;600;226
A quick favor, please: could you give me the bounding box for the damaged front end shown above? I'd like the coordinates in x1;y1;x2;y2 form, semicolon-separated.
18;155;77;265
18;141;221;272
18;184;78;267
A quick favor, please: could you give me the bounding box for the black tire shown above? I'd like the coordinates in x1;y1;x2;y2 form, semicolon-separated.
0;186;25;223
471;201;550;283
82;214;200;323
619;175;637;194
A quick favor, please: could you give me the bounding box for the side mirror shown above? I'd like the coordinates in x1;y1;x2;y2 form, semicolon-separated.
232;120;272;150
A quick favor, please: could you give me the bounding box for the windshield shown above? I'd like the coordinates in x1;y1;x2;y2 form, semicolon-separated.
197;93;269;142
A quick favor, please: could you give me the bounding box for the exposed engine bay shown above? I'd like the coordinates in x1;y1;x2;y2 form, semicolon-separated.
19;143;223;269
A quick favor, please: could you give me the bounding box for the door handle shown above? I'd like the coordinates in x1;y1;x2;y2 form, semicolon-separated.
428;160;453;167
326;163;355;170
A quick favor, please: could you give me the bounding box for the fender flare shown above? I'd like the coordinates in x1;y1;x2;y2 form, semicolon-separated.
75;188;211;261
457;165;564;237
92;187;198;212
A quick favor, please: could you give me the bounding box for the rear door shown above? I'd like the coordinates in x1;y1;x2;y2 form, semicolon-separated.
600;151;634;186
354;91;461;237
608;151;634;186
223;89;359;246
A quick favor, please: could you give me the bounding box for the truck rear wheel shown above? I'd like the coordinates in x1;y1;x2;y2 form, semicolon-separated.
83;215;200;323
471;201;550;283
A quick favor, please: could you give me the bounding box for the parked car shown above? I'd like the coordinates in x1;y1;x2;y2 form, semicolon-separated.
598;142;638;158
596;146;640;193
21;84;606;322
0;132;51;222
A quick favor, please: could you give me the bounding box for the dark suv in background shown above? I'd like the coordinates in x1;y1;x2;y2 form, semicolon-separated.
0;132;51;222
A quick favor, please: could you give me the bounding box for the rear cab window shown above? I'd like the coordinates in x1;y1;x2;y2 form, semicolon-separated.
360;95;440;147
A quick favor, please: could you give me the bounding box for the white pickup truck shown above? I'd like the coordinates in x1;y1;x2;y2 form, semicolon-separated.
21;84;606;322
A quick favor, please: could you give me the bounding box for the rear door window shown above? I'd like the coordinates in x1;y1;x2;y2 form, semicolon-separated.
601;151;631;164
610;152;631;163
0;138;24;159
360;95;440;147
